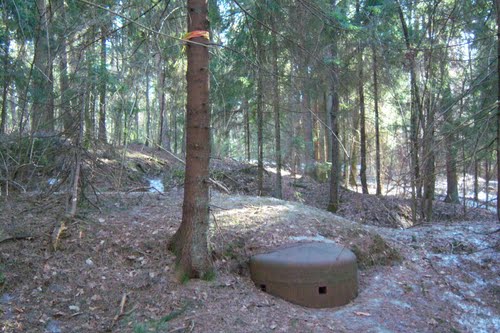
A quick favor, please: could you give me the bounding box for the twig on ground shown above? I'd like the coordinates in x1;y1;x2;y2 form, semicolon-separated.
111;293;128;328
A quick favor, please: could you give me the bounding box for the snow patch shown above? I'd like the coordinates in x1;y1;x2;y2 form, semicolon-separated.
147;178;164;193
289;235;336;243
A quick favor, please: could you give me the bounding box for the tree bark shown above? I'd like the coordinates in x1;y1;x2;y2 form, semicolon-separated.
496;0;500;221
270;15;282;199
145;63;151;146
328;0;340;213
349;102;359;187
358;45;369;194
168;0;212;279
256;20;264;196
157;53;171;151
32;0;54;134
372;44;382;196
98;25;107;143
57;0;72;134
397;0;421;223
244;99;250;161
0;8;10;135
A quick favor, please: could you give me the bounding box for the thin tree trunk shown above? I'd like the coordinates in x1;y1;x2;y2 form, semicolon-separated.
0;76;8;135
244;99;250;161
474;158;479;205
358;45;368;194
146;63;151;146
157;53;170;151
444;132;459;203
98;25;107;143
485;158;490;210
32;0;54;133
271;15;282;199
168;0;212;278
496;0;500;221
57;0;72;134
349;105;359;187
0;19;9;135
372;45;382;196
256;22;264;196
67;90;84;219
325;91;333;162
397;0;421;223
328;0;340;213
302;79;315;177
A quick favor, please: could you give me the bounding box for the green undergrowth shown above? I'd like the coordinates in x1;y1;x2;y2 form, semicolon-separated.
127;305;187;333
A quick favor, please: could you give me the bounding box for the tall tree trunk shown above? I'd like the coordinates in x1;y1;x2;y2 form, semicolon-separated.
444;129;459;203
325;91;333;162
98;25;107;143
146;63;151;146
372;44;382;196
256;22;264;196
244;99;250;161
157;53;171;150
348;105;359;187
474;158;479;205
270;16;282;199
496;0;500;221
328;0;340;213
358;45;369;194
302;77;315;177
443;81;459;203
168;0;212;278
0;11;9;135
57;0;72;134
397;0;421;223
9;85;17;133
32;0;54;134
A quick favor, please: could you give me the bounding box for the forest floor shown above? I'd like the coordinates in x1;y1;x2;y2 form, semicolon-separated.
0;144;499;333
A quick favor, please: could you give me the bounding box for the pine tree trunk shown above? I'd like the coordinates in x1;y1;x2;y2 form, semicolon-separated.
98;25;107;143
328;0;340;213
373;45;382;196
256;22;264;196
444;134;459;203
349;104;359;187
496;0;500;221
157;53;170;151
358;45;369;195
146;64;151;146
325;92;333;162
270;17;281;198
57;0;72;134
302;77;315;177
397;0;421;223
168;0;212;278
0;16;9;135
32;0;54;134
244;99;250;161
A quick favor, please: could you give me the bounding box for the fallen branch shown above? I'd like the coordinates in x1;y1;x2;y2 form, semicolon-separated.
111;293;128;328
0;234;34;244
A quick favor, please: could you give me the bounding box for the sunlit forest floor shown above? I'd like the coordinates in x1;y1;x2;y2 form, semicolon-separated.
1;144;499;332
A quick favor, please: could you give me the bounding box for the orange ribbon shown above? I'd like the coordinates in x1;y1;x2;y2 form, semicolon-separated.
184;30;210;41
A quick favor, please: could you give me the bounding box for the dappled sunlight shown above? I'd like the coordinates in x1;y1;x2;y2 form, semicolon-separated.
212;196;294;230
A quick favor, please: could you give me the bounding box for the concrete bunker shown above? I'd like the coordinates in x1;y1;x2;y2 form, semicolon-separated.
250;242;358;308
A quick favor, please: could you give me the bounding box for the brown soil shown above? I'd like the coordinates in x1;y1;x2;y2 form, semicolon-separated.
0;146;499;332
